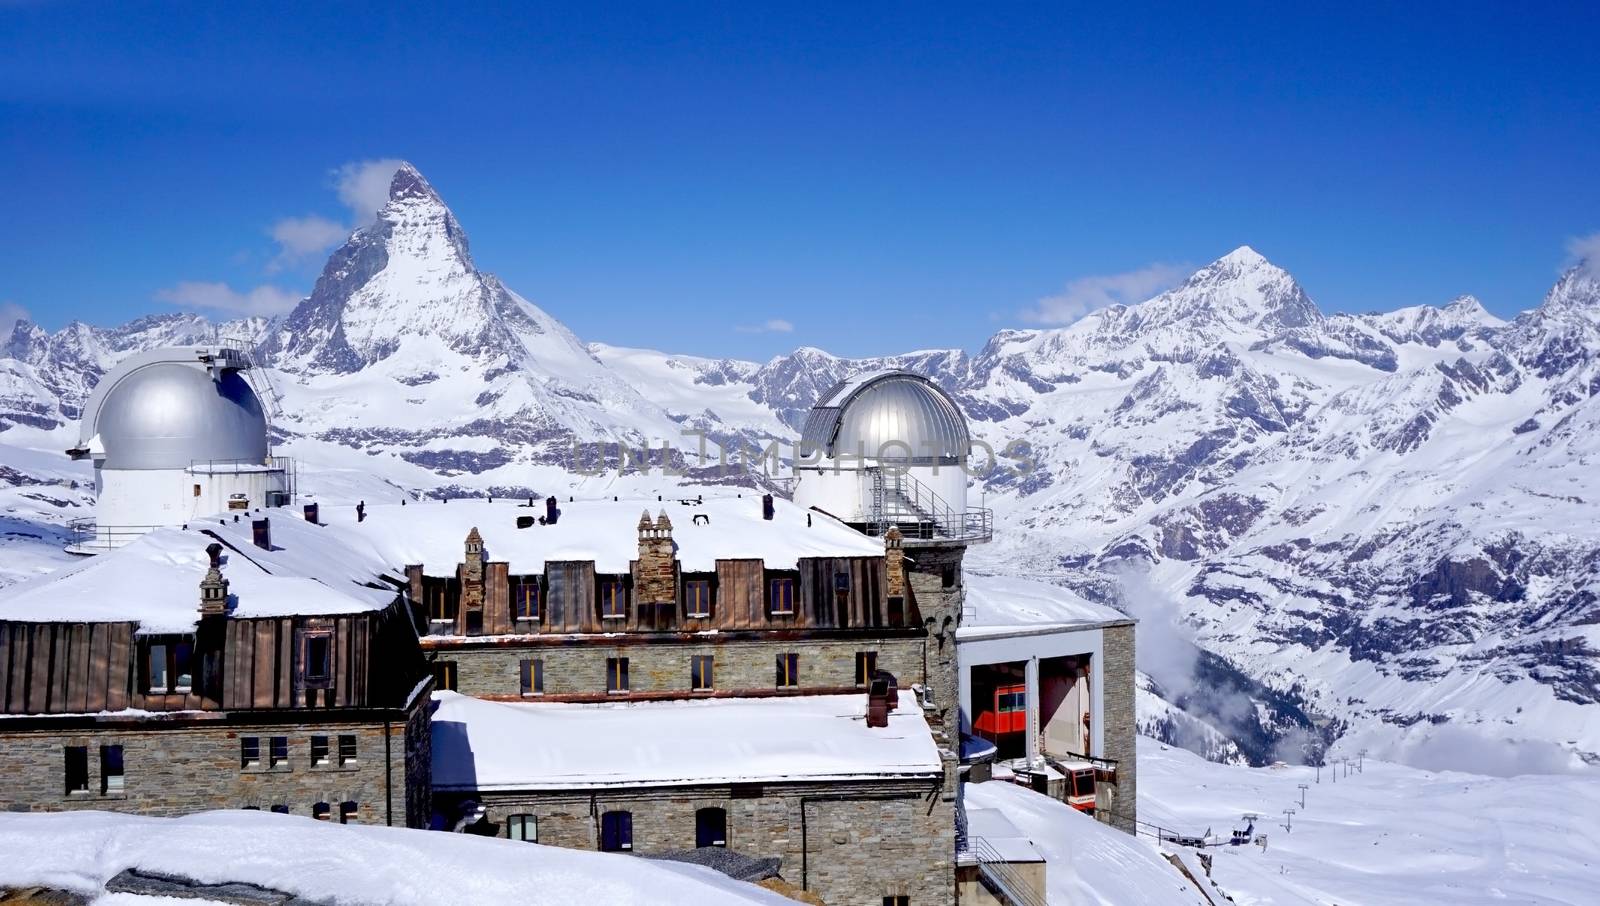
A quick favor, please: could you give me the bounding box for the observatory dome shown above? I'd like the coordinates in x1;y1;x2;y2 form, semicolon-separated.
800;371;970;464
92;362;269;471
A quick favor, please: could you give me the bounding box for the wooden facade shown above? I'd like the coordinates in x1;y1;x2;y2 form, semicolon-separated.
0;601;425;717
406;554;919;638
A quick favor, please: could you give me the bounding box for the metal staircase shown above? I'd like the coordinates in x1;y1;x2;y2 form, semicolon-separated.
863;466;992;544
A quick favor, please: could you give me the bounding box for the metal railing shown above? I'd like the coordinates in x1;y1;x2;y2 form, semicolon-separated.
860;467;993;544
65;520;166;554
956;801;1048;906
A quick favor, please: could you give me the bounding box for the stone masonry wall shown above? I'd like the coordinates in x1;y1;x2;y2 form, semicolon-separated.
1100;621;1138;832
0;706;430;828
432;635;927;700
452;778;955;906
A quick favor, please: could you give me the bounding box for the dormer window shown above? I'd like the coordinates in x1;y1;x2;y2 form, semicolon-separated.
768;577;795;616
684;578;713;619
599;578;627;619
301;631;332;689
142;636;194;694
511;576;541;621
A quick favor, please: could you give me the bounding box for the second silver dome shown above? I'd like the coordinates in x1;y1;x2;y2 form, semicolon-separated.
91;360;269;471
800;371;969;464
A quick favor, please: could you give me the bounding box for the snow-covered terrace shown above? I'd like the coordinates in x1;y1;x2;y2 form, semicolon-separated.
0;513;398;634
957;573;1131;641
310;494;886;575
431;689;941;791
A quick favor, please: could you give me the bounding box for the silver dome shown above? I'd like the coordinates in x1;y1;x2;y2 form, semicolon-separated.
90;360;269;471
800;371;969;464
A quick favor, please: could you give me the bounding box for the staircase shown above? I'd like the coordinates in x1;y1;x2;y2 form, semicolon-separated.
864;467;992;544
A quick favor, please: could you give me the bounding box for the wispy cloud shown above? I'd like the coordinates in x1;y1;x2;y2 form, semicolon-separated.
1022;262;1190;325
1566;230;1600;279
264;158;404;268
0;300;30;329
267;214;349;271
334;158;406;224
735;318;795;334
156;282;302;317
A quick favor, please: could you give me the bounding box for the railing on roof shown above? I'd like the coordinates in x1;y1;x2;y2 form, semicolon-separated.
956;803;1047;906
856;466;993;545
186;456;297;505
64;520;167;555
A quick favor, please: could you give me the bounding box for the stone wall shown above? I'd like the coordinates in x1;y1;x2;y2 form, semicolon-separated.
1100;621;1138;831
429;634;927;700
0;697;431;828
903;543;965;803
450;778;955;906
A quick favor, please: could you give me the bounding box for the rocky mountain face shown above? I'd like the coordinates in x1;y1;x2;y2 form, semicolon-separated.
4;164;1596;769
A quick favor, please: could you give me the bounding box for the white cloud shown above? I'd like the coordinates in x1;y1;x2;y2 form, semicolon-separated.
156;282;303;317
1565;231;1600;278
267;214;349;271
735;318;795;334
0;300;30;328
334;158;406;224
1022;262;1190;325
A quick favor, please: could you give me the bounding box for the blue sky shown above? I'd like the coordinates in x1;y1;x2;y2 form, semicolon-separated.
3;1;1598;358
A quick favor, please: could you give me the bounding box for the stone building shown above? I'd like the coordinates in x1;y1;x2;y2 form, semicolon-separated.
0;512;433;826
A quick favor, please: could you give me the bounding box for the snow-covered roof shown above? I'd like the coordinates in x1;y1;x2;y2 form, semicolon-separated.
314;495;886;575
0;809;792;906
964;806;1044;863
431;690;941;791
0;512;398;633
958;574;1131;640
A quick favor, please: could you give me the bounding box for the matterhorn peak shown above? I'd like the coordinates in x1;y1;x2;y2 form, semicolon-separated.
388;161;441;205
1217;245;1269;267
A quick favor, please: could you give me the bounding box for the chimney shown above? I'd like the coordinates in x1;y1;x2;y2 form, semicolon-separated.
884;526;906;600
636;510;676;605
762;493;774;521
199;542;229;617
303;502;320;525
356;500;366;523
252;518;271;550
866;676;891;728
545;496;559;525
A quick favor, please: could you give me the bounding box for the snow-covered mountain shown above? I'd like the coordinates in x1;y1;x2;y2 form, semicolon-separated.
3;163;1596;771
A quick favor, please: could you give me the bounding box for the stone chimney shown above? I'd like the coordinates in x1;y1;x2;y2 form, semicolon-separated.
303;502;320;525
884;526;906;599
636;510;676;605
200;542;229;617
251;517;271;550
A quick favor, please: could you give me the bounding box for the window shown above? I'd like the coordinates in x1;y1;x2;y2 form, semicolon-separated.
855;651;878;686
64;746;88;795
520;658;544;696
310;736;330;766
432;660;458;692
600;810;633;851
606;657;629;694
942;565;959;588
340;801;358;824
691;655;714;692
507;813;537;842
241;736;261;769
269;736;289;768
426;579;456;632
776;653;799;688
302;632;332;688
313;801;331;821
684;579;712;618
100;745;124;793
887;595;906;627
769;577;795;615
143;637;195;694
600;579;627;619
999;690;1026;713
884;897;910;906
695;807;727;848
338;734;358;766
512;577;540;620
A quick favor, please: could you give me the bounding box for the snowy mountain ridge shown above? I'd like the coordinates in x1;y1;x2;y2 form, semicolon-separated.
3;162;1597;772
